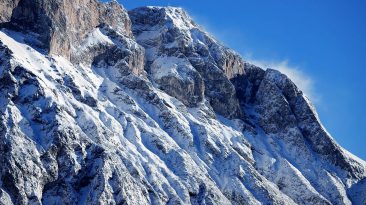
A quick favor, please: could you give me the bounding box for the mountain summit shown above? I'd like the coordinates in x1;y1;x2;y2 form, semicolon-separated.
0;1;365;204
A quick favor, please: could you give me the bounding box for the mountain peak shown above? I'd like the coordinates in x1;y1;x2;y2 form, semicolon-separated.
0;1;365;204
130;6;196;31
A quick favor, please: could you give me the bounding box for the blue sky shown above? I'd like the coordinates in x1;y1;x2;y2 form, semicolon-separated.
118;0;366;160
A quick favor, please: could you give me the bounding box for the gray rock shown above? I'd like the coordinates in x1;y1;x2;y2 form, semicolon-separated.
0;0;19;23
255;69;365;178
129;6;244;119
0;1;365;205
4;0;132;58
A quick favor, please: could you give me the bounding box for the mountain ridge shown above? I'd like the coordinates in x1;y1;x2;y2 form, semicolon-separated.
0;0;365;204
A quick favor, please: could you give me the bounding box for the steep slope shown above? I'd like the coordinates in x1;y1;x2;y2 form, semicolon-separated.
1;0;131;59
0;1;365;205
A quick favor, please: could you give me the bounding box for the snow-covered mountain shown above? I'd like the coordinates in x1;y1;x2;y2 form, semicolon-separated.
0;1;365;204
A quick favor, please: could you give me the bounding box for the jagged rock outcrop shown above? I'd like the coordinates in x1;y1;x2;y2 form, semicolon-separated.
129;6;244;118
255;69;364;177
0;0;19;23
73;24;145;76
3;0;132;59
0;1;365;205
242;68;365;204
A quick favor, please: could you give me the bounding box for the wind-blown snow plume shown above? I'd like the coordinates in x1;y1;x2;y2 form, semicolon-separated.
0;1;365;205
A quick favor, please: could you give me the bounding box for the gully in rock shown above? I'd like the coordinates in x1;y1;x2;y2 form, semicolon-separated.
0;1;365;205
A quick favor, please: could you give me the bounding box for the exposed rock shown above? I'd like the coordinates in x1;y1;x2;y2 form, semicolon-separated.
149;56;204;107
0;0;19;23
129;6;243;118
73;24;145;76
0;1;365;205
5;0;132;59
255;69;365;178
231;63;265;104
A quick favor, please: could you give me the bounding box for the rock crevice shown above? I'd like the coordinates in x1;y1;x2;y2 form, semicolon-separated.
0;1;365;205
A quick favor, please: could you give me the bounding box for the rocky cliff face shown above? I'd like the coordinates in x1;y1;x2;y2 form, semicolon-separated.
0;1;365;205
0;0;19;22
129;6;244;118
2;0;132;59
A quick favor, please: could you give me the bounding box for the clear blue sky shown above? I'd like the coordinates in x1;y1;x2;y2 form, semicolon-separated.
118;0;366;160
